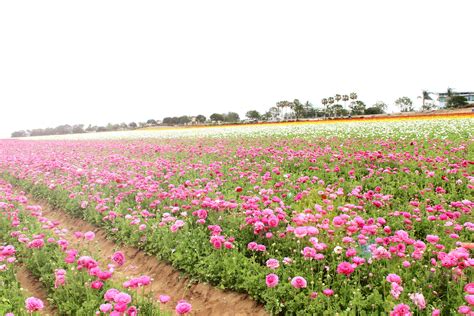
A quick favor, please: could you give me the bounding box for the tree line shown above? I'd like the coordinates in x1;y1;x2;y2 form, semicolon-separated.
10;91;471;138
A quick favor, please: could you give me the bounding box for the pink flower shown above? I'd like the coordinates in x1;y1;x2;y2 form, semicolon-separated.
336;261;355;276
390;282;404;299
175;300;192;314
25;297;44;312
112;251;125;266
104;288;120;301
158;295;171;304
409;293;426;310
266;259;279;269
294;226;307;238
426;235;439;244
114;292;132;305
390;303;411;316
84;231;95;241
126;306;138;316
386;273;402;284
465;295;474;306
91;280;103;290
265;273;279;288
431;309;440;316
465;283;474;295
458;306;471;314
27;239;44;249
322;289;334;296
290;276;307;289
100;303;113;313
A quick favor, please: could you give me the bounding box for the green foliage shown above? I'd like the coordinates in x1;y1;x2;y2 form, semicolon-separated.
446;95;468;108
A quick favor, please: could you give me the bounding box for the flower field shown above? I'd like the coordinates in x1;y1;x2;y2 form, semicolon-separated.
1;117;473;315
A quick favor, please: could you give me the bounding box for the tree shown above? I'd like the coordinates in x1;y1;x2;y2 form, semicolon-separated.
128;122;138;129
342;94;349;111
224;112;240;122
364;107;384;115
146;119;157;125
350;92;358;102
327;97;335;117
276;101;293;120
178;116;191;125
420;90;432;110
395;97;414;112
447;96;468;108
373;101;387;112
331;104;346;116
302;101;316;118
246;110;261;120
210;113;225;122
263;107;280;121
195;115;206;123
72;124;85;134
349;101;366;115
291;99;305;120
321;98;329;117
11;130;28;138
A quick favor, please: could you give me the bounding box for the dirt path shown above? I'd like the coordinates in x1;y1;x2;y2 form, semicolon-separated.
29;196;267;316
17;266;56;316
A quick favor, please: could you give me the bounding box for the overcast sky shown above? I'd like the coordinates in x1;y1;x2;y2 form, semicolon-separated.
1;0;473;138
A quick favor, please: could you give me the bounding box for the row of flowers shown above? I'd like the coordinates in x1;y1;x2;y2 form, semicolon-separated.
0;180;193;315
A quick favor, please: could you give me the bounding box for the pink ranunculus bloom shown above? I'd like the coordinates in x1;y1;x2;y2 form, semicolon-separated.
465;295;474;306
112;251;125;266
158;294;171;304
266;258;279;269
322;288;334;297
126;306;138;316
25;297;44;312
114;292;132;305
91;280;103;290
409;293;426;310
114;302;128;313
465;283;474;295
390;282;404;299
431;309;440;316
336;261;355;276
290;276;307;289
175;300;192;314
265;273;279;288
390;303;412;316
294;226;307;238
100;303;113;313
84;231;95;241
426;235;440;244
386;273;402;284
458;306;470;314
104;288;120;301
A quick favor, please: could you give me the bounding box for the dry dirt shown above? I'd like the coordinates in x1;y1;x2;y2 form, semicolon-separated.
17;266;56;315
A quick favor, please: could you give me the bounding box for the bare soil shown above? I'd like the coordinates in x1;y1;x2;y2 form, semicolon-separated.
17;266;56;315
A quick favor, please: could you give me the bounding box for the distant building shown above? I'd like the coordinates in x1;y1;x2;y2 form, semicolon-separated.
432;91;474;108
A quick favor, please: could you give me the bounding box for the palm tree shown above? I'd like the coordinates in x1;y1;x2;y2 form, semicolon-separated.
350;92;358;102
327;97;335;117
420;90;432;110
321;98;328;118
342;94;349;112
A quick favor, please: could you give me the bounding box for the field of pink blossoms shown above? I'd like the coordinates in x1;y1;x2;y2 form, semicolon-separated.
1;119;473;315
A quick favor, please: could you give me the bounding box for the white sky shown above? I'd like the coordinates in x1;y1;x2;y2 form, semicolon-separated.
1;0;473;138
